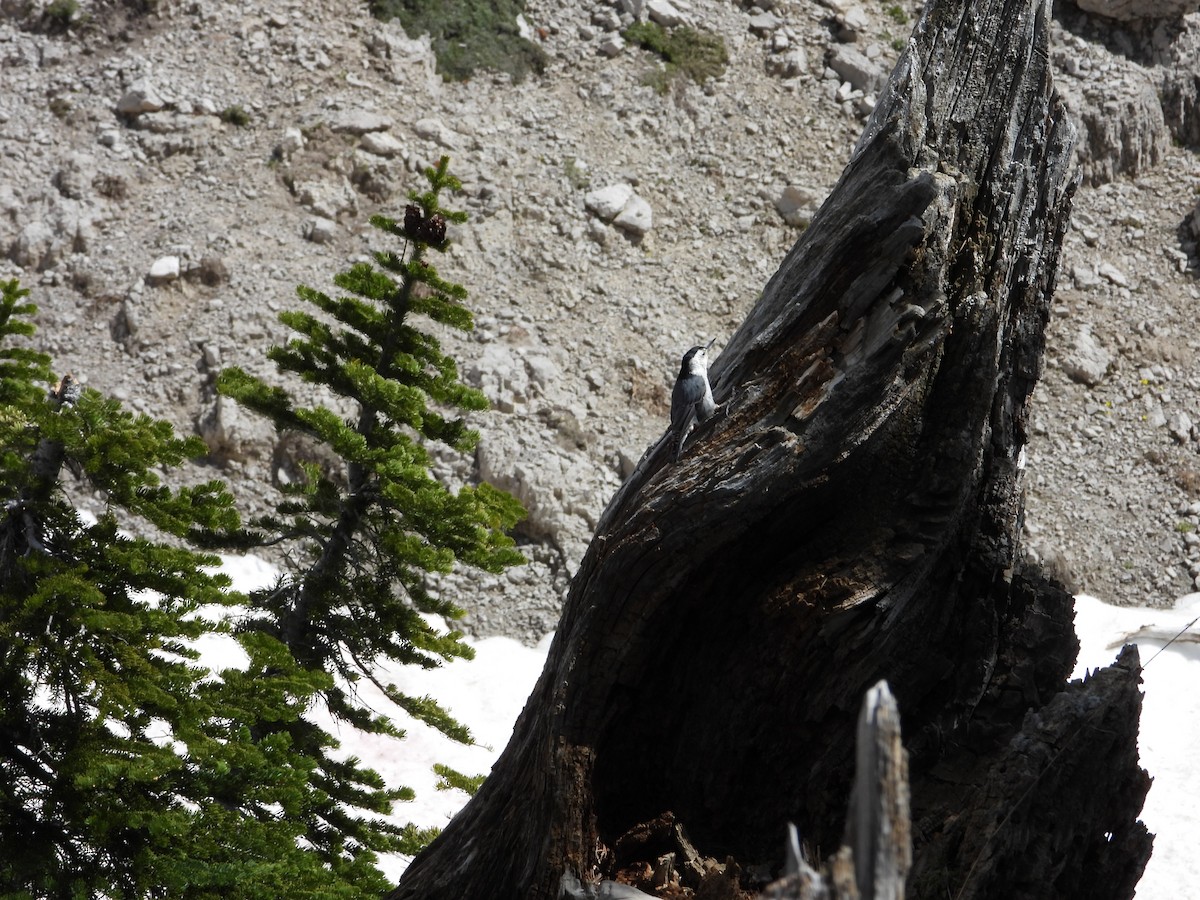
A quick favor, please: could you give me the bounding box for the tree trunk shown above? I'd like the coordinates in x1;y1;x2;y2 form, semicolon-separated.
390;0;1152;896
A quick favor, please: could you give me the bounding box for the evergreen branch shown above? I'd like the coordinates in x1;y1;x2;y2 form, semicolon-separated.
433;763;485;795
205;157;527;879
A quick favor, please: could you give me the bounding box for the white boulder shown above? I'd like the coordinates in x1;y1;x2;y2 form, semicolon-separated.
613;195;653;236
585;184;635;221
116;78;165;116
147;255;180;285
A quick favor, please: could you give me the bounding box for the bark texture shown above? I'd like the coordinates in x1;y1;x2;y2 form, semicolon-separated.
390;0;1152;896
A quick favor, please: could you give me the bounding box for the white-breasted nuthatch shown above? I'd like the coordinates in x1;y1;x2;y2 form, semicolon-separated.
670;338;716;461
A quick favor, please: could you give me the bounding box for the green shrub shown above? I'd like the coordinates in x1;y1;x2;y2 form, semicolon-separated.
368;0;547;83
48;96;72;119
219;104;251;127
623;20;728;93
43;0;79;30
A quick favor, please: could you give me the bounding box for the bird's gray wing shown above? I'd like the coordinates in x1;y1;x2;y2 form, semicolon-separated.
696;386;716;422
670;376;704;432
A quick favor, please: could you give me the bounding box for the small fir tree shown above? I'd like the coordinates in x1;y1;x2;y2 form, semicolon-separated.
0;279;373;897
217;155;525;871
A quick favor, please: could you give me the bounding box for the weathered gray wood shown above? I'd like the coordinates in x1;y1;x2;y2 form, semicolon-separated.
390;0;1151;895
846;682;910;900
908;644;1151;899
767;681;910;900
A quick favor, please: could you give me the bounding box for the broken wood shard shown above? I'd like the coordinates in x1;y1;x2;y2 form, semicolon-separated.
846;682;910;900
767;681;911;900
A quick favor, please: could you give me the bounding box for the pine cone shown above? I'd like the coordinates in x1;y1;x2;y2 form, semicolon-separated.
403;204;424;239
52;373;82;406
418;214;446;245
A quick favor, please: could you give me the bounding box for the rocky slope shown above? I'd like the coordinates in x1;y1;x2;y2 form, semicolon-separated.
3;0;1200;643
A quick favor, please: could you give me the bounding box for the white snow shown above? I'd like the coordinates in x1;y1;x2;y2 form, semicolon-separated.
1073;593;1200;900
212;554;1195;895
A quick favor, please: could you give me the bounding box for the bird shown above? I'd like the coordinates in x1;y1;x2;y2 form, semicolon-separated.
670;338;716;460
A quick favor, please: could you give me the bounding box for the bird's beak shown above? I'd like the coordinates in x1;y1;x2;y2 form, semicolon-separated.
706;338;716;351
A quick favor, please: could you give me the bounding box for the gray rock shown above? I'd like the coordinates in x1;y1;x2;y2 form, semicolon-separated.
1060;69;1166;186
613;195;653;236
303;216;337;244
276;127;305;160
0;183;21;220
330;109;392;135
198;394;266;460
413;117;457;148
587;218;610;244
1168;410;1195;443
776;185;821;227
1061;327;1111;386
98;128;123;149
823;0;872;41
1071;263;1100;288
147;256;181;285
116;78;165;116
1162;28;1200;146
585;184;634;221
836;81;863;103
366;23;439;88
117;298;139;340
1075;0;1198;19
826;44;887;94
294;178;357;219
360;130;403;157
3;35;40;69
476;428;606;577
767;47;809;78
647;0;684;26
200;342;222;368
1097;261;1129;287
748;11;783;35
592;8;621;31
525;355;561;393
138;111;202;135
618;0;647;18
467;344;525;409
52;154;95;200
598;33;626;57
9;220;56;270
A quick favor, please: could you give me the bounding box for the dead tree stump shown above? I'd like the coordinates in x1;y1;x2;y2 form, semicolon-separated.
390;0;1152;896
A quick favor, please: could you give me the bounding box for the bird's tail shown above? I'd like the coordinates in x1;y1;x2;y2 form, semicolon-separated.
673;423;690;461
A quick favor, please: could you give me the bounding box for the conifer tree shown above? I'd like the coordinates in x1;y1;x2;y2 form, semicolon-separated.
0;279;374;897
216;155;525;870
